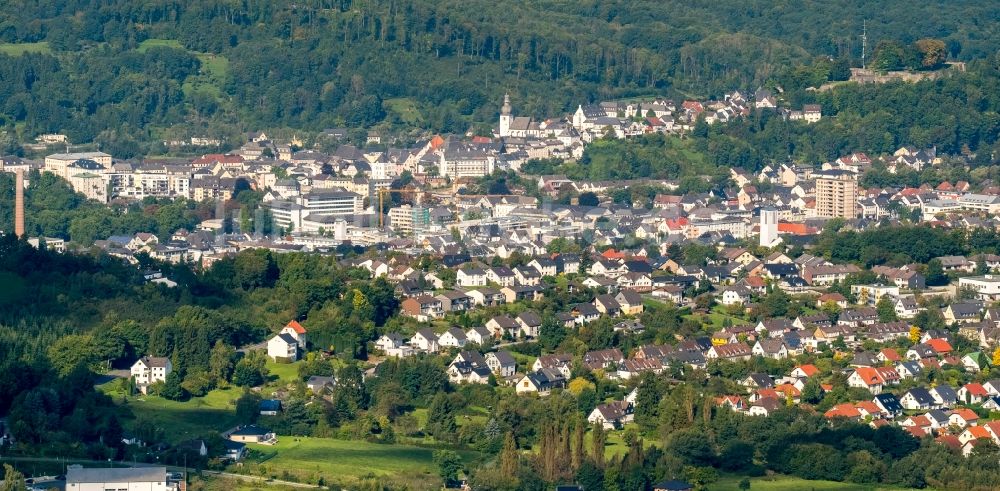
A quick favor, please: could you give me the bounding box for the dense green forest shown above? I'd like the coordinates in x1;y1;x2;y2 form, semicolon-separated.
0;234;398;453
0;0;999;157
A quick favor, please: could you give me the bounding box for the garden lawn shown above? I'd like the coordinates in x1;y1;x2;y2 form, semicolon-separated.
244;436;476;490
265;359;304;384
105;383;242;443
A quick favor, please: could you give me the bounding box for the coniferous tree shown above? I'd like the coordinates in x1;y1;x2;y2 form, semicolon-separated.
572;419;586;471
500;432;519;476
591;422;606;468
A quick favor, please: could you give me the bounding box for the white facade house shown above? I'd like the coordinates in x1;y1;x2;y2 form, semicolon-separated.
267;333;299;361
66;466;173;491
130;356;172;394
279;320;308;346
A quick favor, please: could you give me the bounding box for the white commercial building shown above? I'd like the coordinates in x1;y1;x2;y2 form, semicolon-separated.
44;152;112;178
959;275;1000;301
268;189;363;233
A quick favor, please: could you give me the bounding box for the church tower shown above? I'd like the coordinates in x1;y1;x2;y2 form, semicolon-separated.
499;93;512;138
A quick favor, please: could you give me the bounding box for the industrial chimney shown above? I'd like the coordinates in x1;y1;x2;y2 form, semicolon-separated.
15;169;24;238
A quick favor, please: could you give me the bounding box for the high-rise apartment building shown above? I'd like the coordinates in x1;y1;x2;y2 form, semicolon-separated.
814;170;857;219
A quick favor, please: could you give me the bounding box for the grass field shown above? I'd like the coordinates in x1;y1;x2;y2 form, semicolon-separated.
679;304;751;331
103;382;243;443
137;39;184;52
712;475;922;491
138;38;229;97
243;437;461;490
384;97;424;124
189;53;229;97
265;359;302;384
0;42;50;55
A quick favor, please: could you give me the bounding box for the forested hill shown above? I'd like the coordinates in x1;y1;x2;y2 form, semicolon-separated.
0;0;998;150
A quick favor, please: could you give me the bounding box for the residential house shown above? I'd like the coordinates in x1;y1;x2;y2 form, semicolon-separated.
279;320;308;347
410;329;440;353
752;339;789;359
748;397;783;417
533;353;574;379
486;315;520;338
515;369;567;395
593;294;622;316
583;348;625;370
706;342;752;361
466;326;493;345
457;267;488;287
616;290;645;315
130;356;173;394
501;285;544;303
466;287;506;306
400;295;444;321
438;328;468;348
587;401;634;429
436;291;473;313
900;388;937;410
945;302;983;324
267;333;299;361
516;311;543;338
485;351;517;378
376;333;404;352
873;393;904;417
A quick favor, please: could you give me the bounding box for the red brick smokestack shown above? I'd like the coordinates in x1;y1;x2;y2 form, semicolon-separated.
15;169;24;238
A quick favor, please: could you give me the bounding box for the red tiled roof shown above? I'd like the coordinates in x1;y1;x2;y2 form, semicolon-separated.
777;222;816;235
285;320;307;334
936;434;962;450
853;367;883;386
825;403;861;419
855;401;881;414
602;248;626;260
963;383;989;396
880;348;902;362
926;338;952;353
951;408;979;421
966;426;991;440
818;293;847;302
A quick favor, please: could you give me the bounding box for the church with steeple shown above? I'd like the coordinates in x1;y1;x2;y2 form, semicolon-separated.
497;93;542;139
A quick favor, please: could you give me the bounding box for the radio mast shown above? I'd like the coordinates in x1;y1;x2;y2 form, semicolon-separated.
861;19;867;69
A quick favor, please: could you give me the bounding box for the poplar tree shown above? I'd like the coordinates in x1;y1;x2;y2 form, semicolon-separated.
591;422;606;468
499;432;519;475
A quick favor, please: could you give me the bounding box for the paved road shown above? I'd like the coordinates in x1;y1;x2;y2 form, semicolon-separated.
238;341;266;354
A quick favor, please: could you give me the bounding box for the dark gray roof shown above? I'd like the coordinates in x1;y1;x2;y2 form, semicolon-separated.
874;393;903;413
906;387;935;405
517;311;543;327
489;350;516;366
